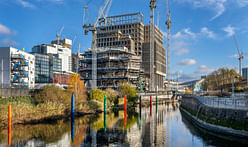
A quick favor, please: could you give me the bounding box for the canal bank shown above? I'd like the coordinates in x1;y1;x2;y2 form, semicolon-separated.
181;95;248;143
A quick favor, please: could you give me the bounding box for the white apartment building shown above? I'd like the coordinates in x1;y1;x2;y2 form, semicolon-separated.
0;47;35;88
32;38;72;72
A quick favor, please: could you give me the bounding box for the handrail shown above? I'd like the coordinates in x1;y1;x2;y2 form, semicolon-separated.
186;94;248;110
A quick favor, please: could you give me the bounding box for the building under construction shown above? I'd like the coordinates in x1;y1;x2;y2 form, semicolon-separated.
97;13;144;56
91;13;166;90
80;47;144;90
143;25;166;89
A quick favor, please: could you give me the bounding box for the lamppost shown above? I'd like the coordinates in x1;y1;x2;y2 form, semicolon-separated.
232;76;239;99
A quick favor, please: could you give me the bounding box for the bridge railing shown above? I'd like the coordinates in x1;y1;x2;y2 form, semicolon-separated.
185;94;248;110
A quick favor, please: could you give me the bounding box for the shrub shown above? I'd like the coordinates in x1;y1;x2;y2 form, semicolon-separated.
118;83;138;104
34;85;70;105
88;88;105;102
105;88;118;105
235;87;244;92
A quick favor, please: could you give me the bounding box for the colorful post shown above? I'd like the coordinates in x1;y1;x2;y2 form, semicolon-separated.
150;96;152;116
104;94;107;132
139;95;142;128
8;104;11;146
124;95;127;125
156;95;158;114
71;93;75;120
71;116;75;142
139;95;141;119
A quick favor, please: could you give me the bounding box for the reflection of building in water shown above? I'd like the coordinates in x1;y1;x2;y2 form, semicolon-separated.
4;133;71;147
126;123;142;146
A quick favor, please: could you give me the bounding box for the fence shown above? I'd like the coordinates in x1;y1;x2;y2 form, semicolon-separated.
187;94;248;110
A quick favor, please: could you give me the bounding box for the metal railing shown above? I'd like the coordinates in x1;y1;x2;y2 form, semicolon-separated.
191;95;248;110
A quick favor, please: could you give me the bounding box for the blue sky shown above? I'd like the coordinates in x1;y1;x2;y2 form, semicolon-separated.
0;0;248;81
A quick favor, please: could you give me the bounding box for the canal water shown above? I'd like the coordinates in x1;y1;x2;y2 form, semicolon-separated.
0;103;247;147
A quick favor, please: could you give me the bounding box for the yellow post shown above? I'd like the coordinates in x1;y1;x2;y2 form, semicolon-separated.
8;104;11;146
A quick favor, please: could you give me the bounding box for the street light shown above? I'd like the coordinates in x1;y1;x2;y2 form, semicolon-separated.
232;75;239;99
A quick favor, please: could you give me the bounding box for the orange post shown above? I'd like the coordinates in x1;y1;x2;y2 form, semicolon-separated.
150;96;152;116
124;95;127;125
8;104;11;146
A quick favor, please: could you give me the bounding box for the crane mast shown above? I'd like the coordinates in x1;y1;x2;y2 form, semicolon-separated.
233;34;244;75
150;0;156;91
166;0;171;89
83;0;112;89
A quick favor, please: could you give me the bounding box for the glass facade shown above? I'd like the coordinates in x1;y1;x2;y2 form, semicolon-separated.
32;53;61;83
242;68;248;80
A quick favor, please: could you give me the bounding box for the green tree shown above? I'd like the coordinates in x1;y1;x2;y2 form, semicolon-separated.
88;88;105;102
34;85;70;105
203;68;240;91
105;88;118;105
118;83;138;104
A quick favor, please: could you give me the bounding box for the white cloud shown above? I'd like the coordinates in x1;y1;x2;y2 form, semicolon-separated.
236;0;248;7
223;24;236;37
176;58;197;66
171;41;190;56
175;0;227;20
229;54;239;58
171;70;184;76
17;0;36;8
0;38;19;46
174;48;189;56
195;65;215;74
200;27;216;39
172;27;216;40
0;24;11;35
172;32;182;39
183;28;196;38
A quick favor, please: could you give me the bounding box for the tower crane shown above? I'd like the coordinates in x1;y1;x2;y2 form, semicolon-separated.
82;0;112;89
233;34;244;75
150;0;156;91
165;0;171;89
56;26;64;45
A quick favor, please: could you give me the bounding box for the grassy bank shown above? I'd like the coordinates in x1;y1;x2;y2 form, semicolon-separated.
0;96;100;129
0;82;139;128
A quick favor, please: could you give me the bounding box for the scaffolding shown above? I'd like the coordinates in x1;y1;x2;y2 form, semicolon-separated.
80;47;145;90
11;54;29;88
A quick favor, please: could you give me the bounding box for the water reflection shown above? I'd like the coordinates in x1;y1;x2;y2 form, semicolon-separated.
1;102;248;147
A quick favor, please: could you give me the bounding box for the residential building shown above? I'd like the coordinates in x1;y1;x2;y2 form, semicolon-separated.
31;53;61;84
32;38;72;72
242;67;248;80
0;47;35;88
80;47;144;90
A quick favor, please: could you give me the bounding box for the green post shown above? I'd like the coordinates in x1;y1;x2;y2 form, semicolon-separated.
156;95;158;113
104;94;107;132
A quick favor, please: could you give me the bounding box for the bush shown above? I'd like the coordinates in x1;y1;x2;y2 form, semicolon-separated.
88;88;105;102
105;88;118;105
235;87;244;92
34;85;70;105
118;83;138;104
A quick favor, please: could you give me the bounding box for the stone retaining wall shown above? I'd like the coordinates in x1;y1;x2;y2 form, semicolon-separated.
0;88;31;98
181;95;248;121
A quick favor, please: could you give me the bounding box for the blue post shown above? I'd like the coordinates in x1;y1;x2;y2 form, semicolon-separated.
71;93;75;119
104;94;107;132
71;116;75;141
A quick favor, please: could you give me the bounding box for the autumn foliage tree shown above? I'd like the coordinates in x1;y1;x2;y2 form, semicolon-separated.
67;73;87;103
202;68;240;91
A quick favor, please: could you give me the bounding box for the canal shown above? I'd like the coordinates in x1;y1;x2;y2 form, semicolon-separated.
0;103;247;147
